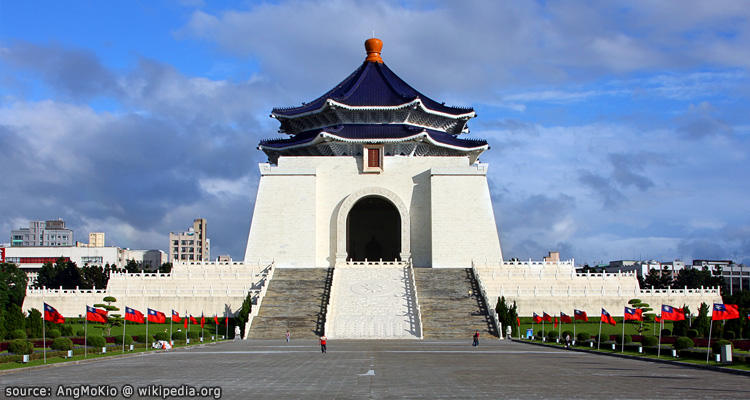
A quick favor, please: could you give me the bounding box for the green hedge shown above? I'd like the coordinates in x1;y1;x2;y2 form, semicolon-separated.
60;324;74;336
187;331;199;339
114;334;133;346
686;329;698;338
51;337;74;351
547;331;559;339
171;331;187;341
711;340;733;353
8;339;33;355
47;329;61;339
154;332;169;341
614;334;632;344
660;329;671;336
11;329;27;339
641;336;658;347
723;331;735;340
87;335;106;348
672;337;694;350
75;329;85;337
577;332;591;341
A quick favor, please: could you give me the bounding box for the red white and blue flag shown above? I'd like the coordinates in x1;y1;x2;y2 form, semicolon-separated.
624;307;643;321
125;307;145;323
200;313;205;329
86;306;108;323
574;309;588;322
560;312;572;323
532;313;542;323
147;308;166;323
190;315;198;325
43;303;65;323
542;312;552;322
661;305;685;321
172;310;182;323
601;308;616;326
711;303;739;321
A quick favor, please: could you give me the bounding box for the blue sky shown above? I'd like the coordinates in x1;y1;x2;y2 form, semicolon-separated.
1;1;748;265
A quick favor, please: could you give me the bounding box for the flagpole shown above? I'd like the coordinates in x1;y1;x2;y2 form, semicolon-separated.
597;313;602;350
657;319;662;358
146;302;149;352
170;311;173;347
621;309;626;353
225;311;228;340
84;305;88;359
706;320;714;364
215;317;218;341
43;308;47;363
542;319;544;341
531;317;534;340
122;316;127;354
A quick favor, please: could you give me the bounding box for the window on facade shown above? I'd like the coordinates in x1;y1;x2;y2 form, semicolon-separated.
363;145;384;173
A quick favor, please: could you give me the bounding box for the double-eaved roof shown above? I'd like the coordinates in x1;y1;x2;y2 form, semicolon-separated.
260;38;488;163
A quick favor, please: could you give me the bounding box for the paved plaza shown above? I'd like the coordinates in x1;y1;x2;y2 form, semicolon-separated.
1;339;748;399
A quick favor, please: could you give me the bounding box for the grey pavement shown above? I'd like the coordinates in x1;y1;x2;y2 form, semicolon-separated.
1;339;748;399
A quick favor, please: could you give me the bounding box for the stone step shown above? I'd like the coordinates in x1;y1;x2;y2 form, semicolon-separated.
247;268;332;340
413;268;498;339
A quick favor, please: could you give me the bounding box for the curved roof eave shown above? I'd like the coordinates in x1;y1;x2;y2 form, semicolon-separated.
272;99;476;121
259;130;488;153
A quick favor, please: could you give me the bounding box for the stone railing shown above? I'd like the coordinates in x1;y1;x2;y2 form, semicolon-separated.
471;261;501;339
407;260;423;339
29;286;253;297
491;285;721;299
244;262;275;339
343;260;410;267
324;267;339;336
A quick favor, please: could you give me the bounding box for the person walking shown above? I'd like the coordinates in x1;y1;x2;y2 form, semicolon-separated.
286;330;290;343
472;330;480;346
565;334;571;349
468;289;473;298
319;335;327;353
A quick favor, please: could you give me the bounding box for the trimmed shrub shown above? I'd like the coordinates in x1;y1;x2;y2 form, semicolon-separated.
672;337;694;350
60;324;74;337
154;332;169;341
686;329;699;339
51;337;74;351
8;339;33;355
660;329;671;336
577;332;591;341
723;331;735;340
711;339;733;354
75;329;85;337
11;329;27;339
47;329;61;339
536;330;546;339
114;334;133;346
615;334;632;344
171;331;186;341
641;336;658;347
547;331;559;340
87;335;106;348
595;333;609;343
187;331;199;339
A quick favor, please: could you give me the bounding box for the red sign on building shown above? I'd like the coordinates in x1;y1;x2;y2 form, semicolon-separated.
0;248;5;263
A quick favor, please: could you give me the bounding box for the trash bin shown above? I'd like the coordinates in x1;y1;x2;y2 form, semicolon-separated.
526;329;533;339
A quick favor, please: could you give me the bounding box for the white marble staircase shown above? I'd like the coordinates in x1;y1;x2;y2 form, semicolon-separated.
325;262;422;339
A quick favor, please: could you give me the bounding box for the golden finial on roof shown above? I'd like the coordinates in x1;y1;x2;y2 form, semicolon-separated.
364;38;383;63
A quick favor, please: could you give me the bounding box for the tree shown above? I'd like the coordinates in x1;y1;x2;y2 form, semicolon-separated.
3;304;26;335
81;265;109;289
691;302;710;337
234;292;253;339
675;266;726;290
93;296;121;336
627;299;654;334
124;260;143;273
672;305;691;336
0;262;28;310
25;308;43;339
495;296;519;336
35;258;82;289
643;267;672;289
158;262;173;274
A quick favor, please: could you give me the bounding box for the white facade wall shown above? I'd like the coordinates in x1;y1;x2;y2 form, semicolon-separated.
243;156;503;268
5;246;128;270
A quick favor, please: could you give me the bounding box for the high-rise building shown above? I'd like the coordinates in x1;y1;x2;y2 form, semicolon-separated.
169;218;209;262
10;219;74;247
89;232;105;247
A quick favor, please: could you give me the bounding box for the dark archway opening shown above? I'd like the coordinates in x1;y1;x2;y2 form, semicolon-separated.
346;196;401;261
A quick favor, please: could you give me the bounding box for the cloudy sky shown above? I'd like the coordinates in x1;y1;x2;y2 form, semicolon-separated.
1;1;748;265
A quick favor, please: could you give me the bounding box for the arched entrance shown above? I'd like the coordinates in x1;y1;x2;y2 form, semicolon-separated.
335;187;411;265
346;197;401;261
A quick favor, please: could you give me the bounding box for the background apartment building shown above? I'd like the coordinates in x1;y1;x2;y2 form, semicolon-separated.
10;219;74;247
169;218;210;262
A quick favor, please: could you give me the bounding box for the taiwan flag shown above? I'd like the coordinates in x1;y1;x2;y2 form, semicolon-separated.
542;312;552;322
554;317;559;328
661;305;685;321
43;303;65;323
124;307;145;323
190;315;198;325
574;309;588;322
712;303;740;321
532;313;542;323
147;308;166;323
86;306;108;323
516;317;520;327
184;316;188;329
214;315;219;325
172;310;182;323
601;308;616;326
654;316;662;323
560;312;572;324
200;313;205;329
624;307;643;321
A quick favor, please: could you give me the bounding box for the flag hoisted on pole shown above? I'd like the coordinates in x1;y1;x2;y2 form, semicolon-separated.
214;315;219;341
707;303;740;363
124;307;144;353
84;305;88;358
43;303;64;363
225;312;229;340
